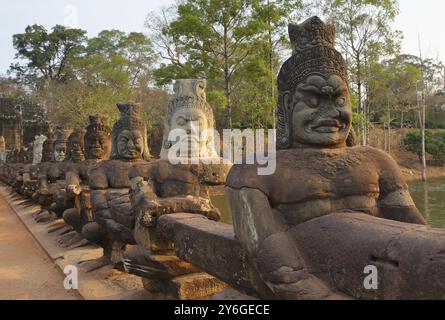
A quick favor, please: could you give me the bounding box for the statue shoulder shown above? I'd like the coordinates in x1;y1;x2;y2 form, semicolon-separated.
226;163;272;196
357;146;400;168
357;146;407;190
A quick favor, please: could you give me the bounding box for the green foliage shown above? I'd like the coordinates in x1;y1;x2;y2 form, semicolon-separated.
428;131;445;164
403;130;445;164
9;25;164;127
10;24;87;85
148;0;302;128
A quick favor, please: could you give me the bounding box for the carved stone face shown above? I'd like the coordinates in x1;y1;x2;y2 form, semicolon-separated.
289;75;351;148
53;142;67;162
85;131;111;160
170;108;208;157
32;135;47;164
117;129;143;160
68;140;84;162
67;129;85;162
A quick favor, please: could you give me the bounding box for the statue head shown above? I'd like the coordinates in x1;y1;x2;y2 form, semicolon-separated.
42;130;55;162
32;134;47;164
52;128;69;162
110;102;151;161
160;79;218;159
67;127;86;162
84;114;112;160
277;17;352;150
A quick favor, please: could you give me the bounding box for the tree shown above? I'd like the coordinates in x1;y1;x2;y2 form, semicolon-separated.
151;0;261;128
250;0;303;128
367;55;422;129
10;25;159;126
10;24;87;86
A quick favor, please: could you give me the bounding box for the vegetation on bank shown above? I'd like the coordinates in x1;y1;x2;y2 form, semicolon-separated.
404;131;445;165
0;0;444;136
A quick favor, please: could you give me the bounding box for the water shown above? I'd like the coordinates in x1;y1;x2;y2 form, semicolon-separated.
210;194;232;224
212;179;445;229
408;178;445;229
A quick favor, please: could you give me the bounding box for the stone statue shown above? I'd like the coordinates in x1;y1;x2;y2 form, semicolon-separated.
32;134;48;165
23;131;56;201
34;128;72;222
160;79;219;160
41;130;55;163
66;128;86;162
81;102;151;268
60;115;112;248
124;79;231;298
226;17;429;300
48;127;86;221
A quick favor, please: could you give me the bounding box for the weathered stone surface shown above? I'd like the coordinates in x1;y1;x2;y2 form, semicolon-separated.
0;98;49;150
291;212;445;299
160;79;219;159
124;245;200;279
157;213;256;294
168;273;228;300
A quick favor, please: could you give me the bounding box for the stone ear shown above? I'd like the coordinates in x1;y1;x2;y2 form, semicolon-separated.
277;91;292;149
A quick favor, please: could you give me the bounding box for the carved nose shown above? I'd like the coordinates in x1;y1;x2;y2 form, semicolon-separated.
321;102;340;118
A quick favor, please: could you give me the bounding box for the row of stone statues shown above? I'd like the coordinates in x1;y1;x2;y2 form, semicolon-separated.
0;16;444;300
0;78;231;298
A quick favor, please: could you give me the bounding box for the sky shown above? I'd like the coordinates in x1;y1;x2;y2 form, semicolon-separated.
0;0;444;76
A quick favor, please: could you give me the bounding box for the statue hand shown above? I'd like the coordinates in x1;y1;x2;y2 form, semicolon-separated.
67;184;82;197
138;200;162;228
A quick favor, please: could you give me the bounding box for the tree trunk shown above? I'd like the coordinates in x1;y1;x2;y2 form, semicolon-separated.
400;111;404;129
223;22;231;129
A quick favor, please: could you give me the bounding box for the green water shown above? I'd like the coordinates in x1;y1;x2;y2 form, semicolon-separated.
212;180;445;229
210;194;232;224
408;178;445;229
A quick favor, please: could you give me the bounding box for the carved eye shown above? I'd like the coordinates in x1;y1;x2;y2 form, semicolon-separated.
336;97;346;107
306;96;318;107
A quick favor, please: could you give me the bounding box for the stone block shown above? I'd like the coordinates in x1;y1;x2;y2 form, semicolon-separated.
168;272;228;300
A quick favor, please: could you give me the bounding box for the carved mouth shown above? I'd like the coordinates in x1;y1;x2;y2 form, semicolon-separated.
311;120;344;133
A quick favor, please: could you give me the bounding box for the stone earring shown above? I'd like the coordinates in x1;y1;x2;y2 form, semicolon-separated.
277;92;291;149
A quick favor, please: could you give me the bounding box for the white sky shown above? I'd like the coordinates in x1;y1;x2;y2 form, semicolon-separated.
0;0;444;76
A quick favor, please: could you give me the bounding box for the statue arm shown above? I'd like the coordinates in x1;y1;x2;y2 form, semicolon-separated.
378;188;426;225
65;169;82;197
226;186;334;299
375;151;426;225
90;189;112;226
38;171;50;195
